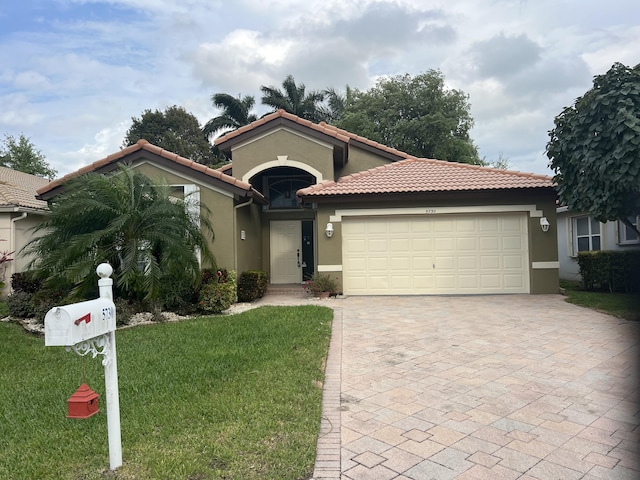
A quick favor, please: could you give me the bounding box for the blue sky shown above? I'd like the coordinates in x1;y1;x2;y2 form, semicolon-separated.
1;0;639;177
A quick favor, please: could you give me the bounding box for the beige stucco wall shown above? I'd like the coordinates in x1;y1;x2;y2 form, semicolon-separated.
230;128;335;183
0;211;48;296
337;146;390;178
235;201;263;274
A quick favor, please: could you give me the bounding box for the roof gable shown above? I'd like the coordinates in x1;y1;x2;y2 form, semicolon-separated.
37;140;265;202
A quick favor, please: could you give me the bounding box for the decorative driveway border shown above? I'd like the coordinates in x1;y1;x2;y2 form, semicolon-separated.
309;294;639;480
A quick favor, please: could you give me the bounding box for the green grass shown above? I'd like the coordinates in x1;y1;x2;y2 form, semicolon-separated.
560;280;640;321
0;305;333;480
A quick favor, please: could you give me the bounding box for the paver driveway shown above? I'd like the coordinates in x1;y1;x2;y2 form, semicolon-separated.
309;295;640;480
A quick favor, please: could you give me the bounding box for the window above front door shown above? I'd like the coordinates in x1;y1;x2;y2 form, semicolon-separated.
267;175;313;210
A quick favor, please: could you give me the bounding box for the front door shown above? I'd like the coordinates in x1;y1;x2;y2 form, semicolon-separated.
270;220;302;284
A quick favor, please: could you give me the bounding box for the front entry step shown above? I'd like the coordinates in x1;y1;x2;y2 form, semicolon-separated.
266;284;308;297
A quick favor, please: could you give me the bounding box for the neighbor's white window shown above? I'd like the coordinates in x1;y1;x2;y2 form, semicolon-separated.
572;215;601;254
618;214;639;244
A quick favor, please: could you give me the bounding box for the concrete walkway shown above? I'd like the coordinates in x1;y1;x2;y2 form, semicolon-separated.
305;294;640;480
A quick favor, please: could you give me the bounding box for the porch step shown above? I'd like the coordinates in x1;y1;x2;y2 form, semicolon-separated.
265;283;308;297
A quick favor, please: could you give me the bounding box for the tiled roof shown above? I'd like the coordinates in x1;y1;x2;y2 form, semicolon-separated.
298;157;553;197
0;167;49;210
215;109;352;146
37;140;256;197
215;109;425;161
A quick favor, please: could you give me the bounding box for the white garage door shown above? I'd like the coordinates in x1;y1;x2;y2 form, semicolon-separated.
342;213;529;295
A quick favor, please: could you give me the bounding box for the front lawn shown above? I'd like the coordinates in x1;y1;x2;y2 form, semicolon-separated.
0;305;333;480
560;280;640;321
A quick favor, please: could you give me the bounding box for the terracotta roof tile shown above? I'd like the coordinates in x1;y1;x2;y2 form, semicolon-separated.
298;158;553;197
37;139;256;196
0;167;49;210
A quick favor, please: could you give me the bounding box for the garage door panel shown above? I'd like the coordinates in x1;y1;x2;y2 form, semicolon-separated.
480;237;500;250
390;238;410;251
457;237;477;251
343;214;529;295
502;236;524;250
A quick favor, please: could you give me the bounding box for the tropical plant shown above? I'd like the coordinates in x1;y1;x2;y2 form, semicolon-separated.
547;62;640;235
0;133;57;179
203;93;258;140
23;166;215;306
261;75;326;122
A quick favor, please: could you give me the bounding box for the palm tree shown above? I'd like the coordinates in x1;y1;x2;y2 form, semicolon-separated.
260;75;326;122
203;93;258;140
24;166;215;304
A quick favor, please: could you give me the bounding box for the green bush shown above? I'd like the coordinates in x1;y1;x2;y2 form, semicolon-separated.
6;291;34;318
304;272;340;297
11;271;42;294
577;250;640;293
157;268;199;314
198;270;237;314
237;270;269;302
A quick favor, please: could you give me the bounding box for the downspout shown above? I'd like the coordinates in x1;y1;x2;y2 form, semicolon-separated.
8;212;28;295
233;199;254;272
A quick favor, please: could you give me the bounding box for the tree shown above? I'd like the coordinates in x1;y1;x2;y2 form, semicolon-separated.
123;105;218;167
546;62;640;235
0;133;57;179
336;71;481;164
261;75;326;122
319;86;355;124
204;93;258;140
24;166;215;304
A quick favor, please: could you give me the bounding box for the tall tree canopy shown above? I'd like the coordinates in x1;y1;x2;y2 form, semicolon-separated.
336;71;481;164
25;166;215;303
0;133;57;179
204;93;258;140
546;62;640;234
261;75;326;122
123;105;218;167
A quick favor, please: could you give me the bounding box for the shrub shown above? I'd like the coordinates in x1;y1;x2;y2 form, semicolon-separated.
157;268;198;314
237;270;269;302
304;273;339;297
11;271;43;294
6;291;34;318
198;270;237;314
577;250;640;292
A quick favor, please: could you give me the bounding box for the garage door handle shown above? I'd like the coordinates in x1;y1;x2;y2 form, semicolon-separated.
297;249;301;268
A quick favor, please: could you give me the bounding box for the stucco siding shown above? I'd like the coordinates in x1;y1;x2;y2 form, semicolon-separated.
230;128;334;183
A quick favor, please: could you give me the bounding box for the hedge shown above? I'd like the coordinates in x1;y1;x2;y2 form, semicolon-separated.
577;250;640;293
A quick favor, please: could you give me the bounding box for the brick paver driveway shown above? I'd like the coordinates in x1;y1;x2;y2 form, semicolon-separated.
311;294;640;480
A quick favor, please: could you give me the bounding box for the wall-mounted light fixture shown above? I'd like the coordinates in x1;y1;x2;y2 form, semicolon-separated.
325;223;334;238
540;217;550;232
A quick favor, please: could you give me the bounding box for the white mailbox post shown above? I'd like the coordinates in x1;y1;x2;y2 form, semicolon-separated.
44;263;122;470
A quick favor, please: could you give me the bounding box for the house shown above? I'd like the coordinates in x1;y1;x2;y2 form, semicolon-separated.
0;167;50;295
557;206;640;281
38;109;559;295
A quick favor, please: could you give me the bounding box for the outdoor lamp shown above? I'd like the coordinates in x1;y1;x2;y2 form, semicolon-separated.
325;223;334;238
540;217;550;232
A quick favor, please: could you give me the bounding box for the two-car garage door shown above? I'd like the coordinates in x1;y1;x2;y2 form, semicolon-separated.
342;213;530;295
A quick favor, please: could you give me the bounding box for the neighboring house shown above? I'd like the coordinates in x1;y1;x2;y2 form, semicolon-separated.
0;167;50;295
557;206;640;281
38;109;559;295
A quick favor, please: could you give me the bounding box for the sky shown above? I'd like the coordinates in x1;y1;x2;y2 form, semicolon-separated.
1;0;639;178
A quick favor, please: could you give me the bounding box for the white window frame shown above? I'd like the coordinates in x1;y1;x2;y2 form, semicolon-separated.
170;184;202;265
617;214;640;245
570;215;601;256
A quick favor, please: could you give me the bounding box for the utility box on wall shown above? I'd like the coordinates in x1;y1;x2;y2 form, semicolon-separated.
44;298;116;347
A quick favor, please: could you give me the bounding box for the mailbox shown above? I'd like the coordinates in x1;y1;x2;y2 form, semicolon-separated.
45;298;116;347
67;383;100;419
